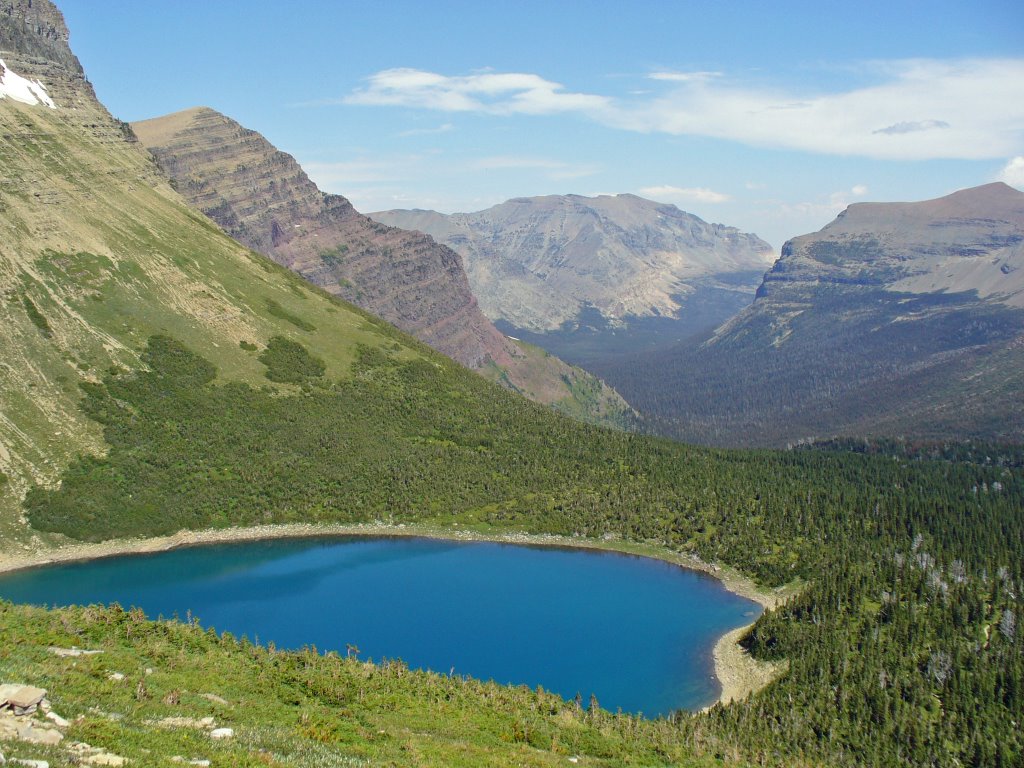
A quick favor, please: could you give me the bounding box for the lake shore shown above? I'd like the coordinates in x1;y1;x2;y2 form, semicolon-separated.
0;520;793;710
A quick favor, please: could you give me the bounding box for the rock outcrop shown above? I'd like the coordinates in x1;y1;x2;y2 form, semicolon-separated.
599;183;1024;446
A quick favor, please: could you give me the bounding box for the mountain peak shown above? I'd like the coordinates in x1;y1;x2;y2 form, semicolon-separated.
372;194;773;334
838;181;1024;226
0;0;80;71
0;0;105;110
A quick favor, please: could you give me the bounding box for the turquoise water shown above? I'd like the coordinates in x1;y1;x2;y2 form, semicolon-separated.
0;536;760;716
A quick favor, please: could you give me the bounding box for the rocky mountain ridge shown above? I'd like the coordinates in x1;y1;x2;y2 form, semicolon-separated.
132;108;631;425
371;194;774;332
753;182;1024;306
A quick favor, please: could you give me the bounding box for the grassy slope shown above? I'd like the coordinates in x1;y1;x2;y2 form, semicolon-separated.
1;600;727;768
0;98;422;543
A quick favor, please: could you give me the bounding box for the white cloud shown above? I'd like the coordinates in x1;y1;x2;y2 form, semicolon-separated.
999;156;1024;188
346;67;612;116
473;156;565;170
776;187;868;224
346;58;1024;161
638;184;731;204
617;58;1024;160
647;71;722;83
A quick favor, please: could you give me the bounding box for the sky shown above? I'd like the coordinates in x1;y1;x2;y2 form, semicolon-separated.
58;0;1024;250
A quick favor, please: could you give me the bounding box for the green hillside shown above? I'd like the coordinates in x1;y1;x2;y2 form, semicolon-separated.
0;95;428;544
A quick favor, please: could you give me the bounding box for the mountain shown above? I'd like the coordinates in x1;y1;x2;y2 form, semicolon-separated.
599;183;1024;446
131;108;631;427
370;195;774;366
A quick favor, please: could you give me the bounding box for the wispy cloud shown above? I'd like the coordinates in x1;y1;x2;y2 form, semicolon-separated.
346;68;611;116
638;185;731;204
999;156;1024;188
647;70;722;83
345;58;1024;161
397;122;454;137
472;155;599;180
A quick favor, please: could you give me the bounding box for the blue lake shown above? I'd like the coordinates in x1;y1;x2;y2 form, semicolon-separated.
0;536;760;716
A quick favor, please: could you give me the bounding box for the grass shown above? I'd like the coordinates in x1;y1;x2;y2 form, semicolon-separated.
0;600;722;767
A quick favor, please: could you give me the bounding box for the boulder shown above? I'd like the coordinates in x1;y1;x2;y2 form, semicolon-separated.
5;687;46;713
18;722;63;746
44;711;69;728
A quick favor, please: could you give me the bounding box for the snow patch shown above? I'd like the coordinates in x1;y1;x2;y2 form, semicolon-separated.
0;58;57;109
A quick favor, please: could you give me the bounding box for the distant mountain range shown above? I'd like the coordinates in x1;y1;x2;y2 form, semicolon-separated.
371;195;774;366
131;108;632;427
598;182;1024;446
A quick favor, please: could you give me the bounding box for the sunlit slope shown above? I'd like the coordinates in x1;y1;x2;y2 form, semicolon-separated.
0;96;425;541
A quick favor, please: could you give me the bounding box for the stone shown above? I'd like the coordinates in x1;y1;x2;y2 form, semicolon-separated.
199;717;215;727
1;687;45;715
107;673;125;682
18;722;63;745
10;760;48;768
199;693;227;706
84;754;127;766
0;714;20;740
47;647;102;658
209;728;233;740
44;711;69;728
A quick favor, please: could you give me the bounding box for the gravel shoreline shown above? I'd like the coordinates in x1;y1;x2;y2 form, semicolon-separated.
0;521;790;710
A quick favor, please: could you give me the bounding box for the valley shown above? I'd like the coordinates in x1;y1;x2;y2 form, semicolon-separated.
600;183;1024;447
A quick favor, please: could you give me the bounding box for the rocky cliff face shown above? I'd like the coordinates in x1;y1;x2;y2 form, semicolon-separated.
600;183;1024;446
132;108;632;425
755;182;1024;305
371;194;774;332
132;107;513;372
